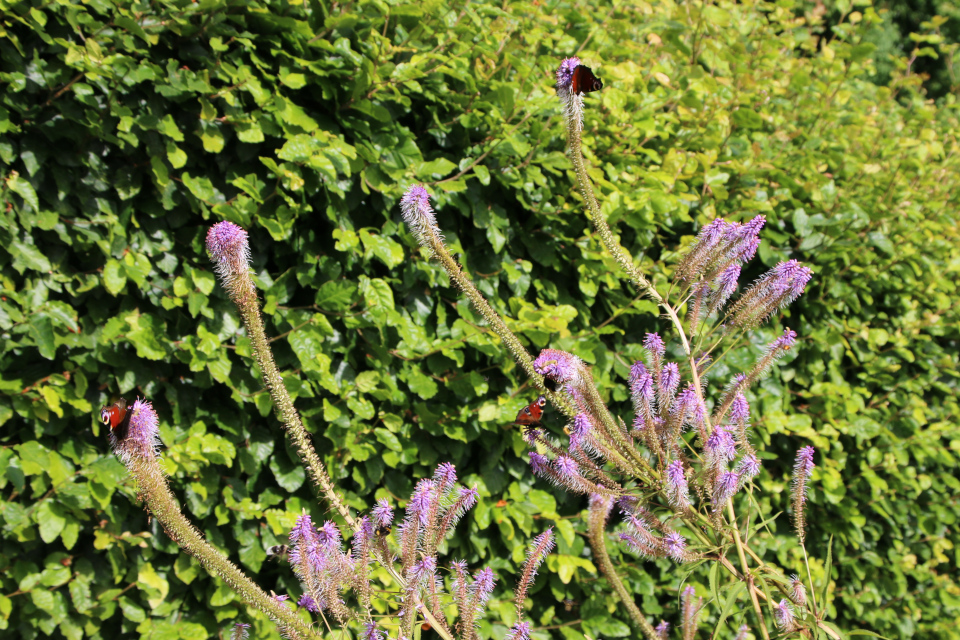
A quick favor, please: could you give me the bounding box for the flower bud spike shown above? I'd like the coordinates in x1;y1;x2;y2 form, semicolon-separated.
792;446;816;543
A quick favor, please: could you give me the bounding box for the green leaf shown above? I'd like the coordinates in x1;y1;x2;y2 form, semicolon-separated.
102;259;126;295
35;501;66;543
8;172;38;212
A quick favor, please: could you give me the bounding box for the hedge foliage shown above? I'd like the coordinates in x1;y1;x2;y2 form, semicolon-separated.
0;0;958;638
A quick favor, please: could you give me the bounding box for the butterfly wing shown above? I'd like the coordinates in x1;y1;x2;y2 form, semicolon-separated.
513;395;547;427
100;398;131;441
571;65;603;95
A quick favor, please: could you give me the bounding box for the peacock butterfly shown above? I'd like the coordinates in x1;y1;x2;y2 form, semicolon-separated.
570;65;603;95
513;395;547;430
100;398;132;441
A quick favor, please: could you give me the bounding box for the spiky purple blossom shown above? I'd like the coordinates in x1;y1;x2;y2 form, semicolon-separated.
231;622;251;640
706;426;737;464
371;498;394;527
791;574;807;605
774;599;795;630
556;57;581;89
730;393;750;424
793;446;816;542
110;398;162;463
710;263;740;312
534;348;583;385
555;456;580;481
529;452;550;475
206;221;252;298
664;531;688;563
361;622;386;640
713;471;740;510
644;332;665;362
736;454;761;484
408;479;437;526
298;593;320;613
400;185;438;246
655;621;670;640
505;621;532;640
666;460;691;509
730;260;813;328
659;362;680;405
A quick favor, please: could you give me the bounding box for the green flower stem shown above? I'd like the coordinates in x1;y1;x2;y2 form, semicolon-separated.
234;286;357;531
566;115;662;305
422;229;579;419
130;461;321;640
726;499;771;640
587;502;659;640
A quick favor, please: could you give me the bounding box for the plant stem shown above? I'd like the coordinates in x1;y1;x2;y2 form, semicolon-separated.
726;500;770;640
133;463;321;639
587;505;660;640
238;295;357;530
801;542;820;619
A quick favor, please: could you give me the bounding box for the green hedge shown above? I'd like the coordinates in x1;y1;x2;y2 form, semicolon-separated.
0;0;958;638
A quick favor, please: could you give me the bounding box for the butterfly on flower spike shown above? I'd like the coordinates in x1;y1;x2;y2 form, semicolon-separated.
100;398;132;441
513;395;547;431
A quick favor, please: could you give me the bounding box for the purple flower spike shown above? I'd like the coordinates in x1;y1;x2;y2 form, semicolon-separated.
664;531;688;562
556;57;581;90
791;574;807;605
298;593;320;613
730;259;814;328
666;460;691;509
730;393;750;425
655;621;670;640
362;622;386;640
110;398;162;464
795;446;816;482
713;471;740;510
371;498;394;527
629;361;647;385
529;451;550;475
555;456;580;480
534;348;583;385
290;513;316;543
771;328;799;352
774;599;795;630
659;362;680;405
736;454;761;484
400;185;436;229
206;222;250;272
231;623;251;640
706;426;737;463
643;333;665;359
506;621;532;640
409;480;437;526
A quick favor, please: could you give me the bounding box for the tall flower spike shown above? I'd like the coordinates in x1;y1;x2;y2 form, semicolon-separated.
513;528;555;618
206;221;253;303
712;471;740;511
680;585;703;640
231;622;251;640
666;460;691;510
110;398;162;465
400;184;441;252
792;446;816;543
728;260;813;329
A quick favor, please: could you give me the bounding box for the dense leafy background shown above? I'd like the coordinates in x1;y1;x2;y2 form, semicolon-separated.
1;0;958;638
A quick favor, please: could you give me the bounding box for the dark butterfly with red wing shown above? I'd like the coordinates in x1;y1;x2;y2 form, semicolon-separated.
513;395;547;430
570;65;603;95
100;398;132;441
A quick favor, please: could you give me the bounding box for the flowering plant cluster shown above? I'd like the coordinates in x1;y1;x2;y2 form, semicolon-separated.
106;57;829;640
